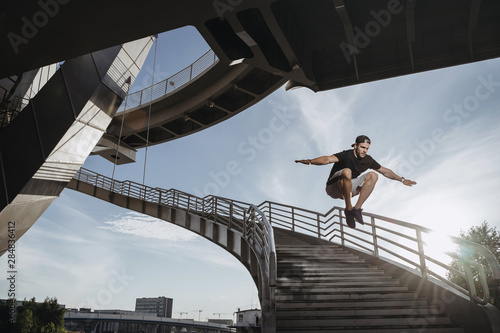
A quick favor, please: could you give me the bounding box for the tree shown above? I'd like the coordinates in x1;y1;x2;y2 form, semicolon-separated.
17;309;34;333
0;297;66;333
447;221;500;308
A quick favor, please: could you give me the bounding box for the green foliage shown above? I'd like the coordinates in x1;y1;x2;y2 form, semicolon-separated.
0;297;66;333
447;221;500;308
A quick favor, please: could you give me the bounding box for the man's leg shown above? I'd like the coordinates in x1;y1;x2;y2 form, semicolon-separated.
339;168;353;210
353;172;378;209
338;169;356;228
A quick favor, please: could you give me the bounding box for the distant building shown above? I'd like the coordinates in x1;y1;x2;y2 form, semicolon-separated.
233;309;261;333
135;296;173;318
94;309;136;315
209;318;233;326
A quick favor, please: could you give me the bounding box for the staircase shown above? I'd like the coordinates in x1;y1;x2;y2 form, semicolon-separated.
274;229;464;332
68;168;500;333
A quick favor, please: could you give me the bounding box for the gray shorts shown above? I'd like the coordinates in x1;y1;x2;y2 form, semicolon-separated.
325;169;368;199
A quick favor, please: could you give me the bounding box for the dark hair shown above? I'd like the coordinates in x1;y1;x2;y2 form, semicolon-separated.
351;135;371;147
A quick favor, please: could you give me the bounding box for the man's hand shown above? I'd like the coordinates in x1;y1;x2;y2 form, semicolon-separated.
295;159;312;165
402;179;417;187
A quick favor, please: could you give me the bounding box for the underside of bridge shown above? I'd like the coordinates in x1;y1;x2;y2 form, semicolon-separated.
2;0;500;89
1;0;499;270
2;0;500;158
1;2;500;330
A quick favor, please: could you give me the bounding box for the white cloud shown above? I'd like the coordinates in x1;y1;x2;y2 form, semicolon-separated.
287;87;361;154
99;211;199;241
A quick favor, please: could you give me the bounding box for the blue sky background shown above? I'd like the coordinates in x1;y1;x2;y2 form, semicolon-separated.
1;26;500;321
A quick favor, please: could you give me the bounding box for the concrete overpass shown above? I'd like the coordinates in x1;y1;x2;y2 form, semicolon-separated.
1;2;500;330
64;311;233;333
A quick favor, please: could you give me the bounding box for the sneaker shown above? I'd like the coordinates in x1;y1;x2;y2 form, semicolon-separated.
353;208;364;225
344;209;356;228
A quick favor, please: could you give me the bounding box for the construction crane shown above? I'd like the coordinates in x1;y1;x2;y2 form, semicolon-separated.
193;309;203;321
213;312;231;319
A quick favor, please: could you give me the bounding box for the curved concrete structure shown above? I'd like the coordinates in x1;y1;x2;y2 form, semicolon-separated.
2;2;500;330
103;58;286;152
0;38;153;255
2;0;500;88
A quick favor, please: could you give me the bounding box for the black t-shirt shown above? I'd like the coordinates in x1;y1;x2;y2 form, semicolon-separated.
326;149;381;185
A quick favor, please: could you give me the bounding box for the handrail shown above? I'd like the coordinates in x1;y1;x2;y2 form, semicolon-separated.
0;96;30;127
72;168;500;309
257;201;500;306
1;45;218;125
117;49;219;112
73;168;276;321
245;205;276;331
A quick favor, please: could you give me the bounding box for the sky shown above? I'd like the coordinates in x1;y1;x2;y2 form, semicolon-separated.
1;25;500;322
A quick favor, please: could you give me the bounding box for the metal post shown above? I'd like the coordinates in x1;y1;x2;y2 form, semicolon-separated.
370;216;379;258
317;214;321;239
291;207;295;232
340;209;345;247
214;198;218;223
201;197;205;217
268;202;272;225
243;210;247;237
416;230;427;279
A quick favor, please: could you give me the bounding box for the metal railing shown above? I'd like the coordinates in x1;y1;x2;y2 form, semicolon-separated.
0;96;30;127
258;201;500;306
0;45;218;126
73;168;276;325
71;168;500;310
117;49;219;112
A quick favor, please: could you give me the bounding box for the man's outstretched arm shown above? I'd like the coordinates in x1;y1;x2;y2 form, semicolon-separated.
295;155;339;165
376;166;417;186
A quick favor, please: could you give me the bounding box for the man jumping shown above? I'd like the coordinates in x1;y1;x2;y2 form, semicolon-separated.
295;135;416;228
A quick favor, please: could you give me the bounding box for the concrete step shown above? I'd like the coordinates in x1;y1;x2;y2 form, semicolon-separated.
276;327;464;333
278;264;375;271
273;232;465;333
278;258;367;264
277;306;440;317
277;280;402;287
277;254;358;260
276;286;410;294
278;275;394;282
277;248;350;253
277;271;390;279
278;265;378;272
277;261;382;271
277;244;343;248
277;251;352;257
276;292;419;302
276;316;453;329
277;246;350;250
276;298;430;309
